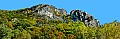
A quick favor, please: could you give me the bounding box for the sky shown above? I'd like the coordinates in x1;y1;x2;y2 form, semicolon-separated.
0;0;120;24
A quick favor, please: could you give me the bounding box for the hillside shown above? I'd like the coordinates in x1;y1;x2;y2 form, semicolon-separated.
15;4;100;27
0;4;120;39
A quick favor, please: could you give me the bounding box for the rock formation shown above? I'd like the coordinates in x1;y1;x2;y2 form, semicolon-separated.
18;4;100;26
70;10;100;26
20;4;67;20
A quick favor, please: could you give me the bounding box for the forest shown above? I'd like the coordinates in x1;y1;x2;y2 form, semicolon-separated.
0;9;120;39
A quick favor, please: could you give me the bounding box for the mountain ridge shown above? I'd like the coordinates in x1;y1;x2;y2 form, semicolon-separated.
1;4;120;39
0;4;100;26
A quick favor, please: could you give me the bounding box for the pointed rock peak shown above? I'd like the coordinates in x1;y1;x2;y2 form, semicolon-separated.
70;10;100;27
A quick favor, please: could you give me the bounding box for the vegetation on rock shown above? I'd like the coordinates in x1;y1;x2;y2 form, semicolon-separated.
0;4;120;39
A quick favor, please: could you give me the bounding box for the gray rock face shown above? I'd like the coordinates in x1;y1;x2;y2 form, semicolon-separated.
22;4;67;20
19;4;100;27
70;10;100;26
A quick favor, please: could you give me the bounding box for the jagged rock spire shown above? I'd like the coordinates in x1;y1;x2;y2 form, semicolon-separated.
70;10;100;27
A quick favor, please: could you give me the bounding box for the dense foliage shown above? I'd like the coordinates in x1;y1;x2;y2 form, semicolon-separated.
0;10;120;39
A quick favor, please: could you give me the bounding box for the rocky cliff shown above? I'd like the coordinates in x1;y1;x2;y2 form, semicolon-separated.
70;10;100;26
18;4;100;26
19;4;67;20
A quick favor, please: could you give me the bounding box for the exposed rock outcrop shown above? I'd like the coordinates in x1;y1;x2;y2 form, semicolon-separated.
70;10;100;26
20;4;67;20
18;4;100;27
